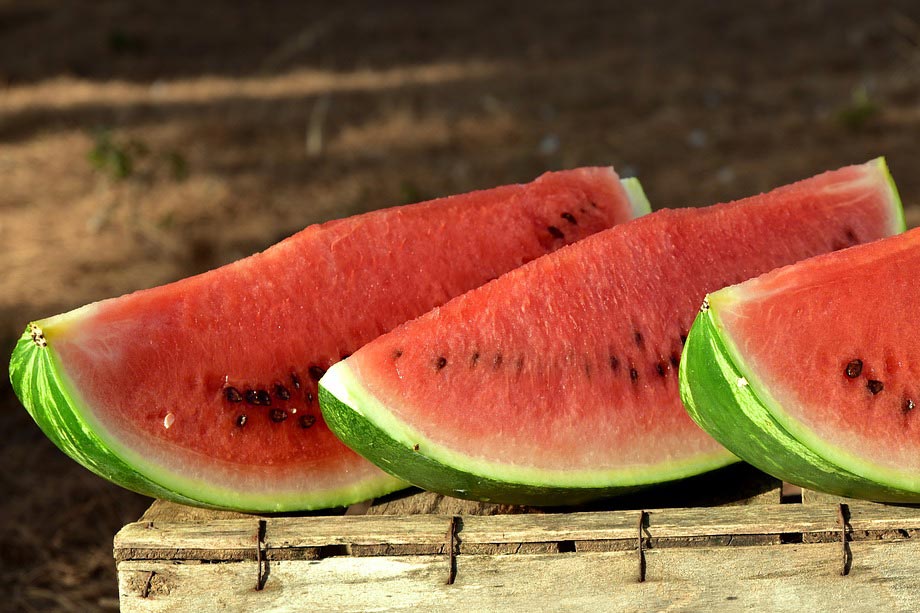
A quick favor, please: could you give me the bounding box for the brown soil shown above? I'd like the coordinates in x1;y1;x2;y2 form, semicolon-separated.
3;1;920;610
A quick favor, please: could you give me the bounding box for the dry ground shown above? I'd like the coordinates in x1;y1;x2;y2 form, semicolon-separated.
3;1;920;610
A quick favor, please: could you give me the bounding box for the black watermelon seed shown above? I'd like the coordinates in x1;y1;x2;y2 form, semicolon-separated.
634;331;643;346
493;354;503;368
630;367;639;382
905;398;916;413
867;380;884;395
845;359;863;379
290;372;301;390
470;352;480;367
225;387;243;403
340;353;351;360
560;212;577;225
609;355;620;371
392;349;403;360
255;389;271;406
434;356;447;370
235;414;248;427
244;389;260;405
308;365;326;381
656;362;667;377
547;225;564;240
670;353;680;368
274;383;291;401
306;391;315;405
299;414;317;429
680;333;688;345
269;408;288;423
413;443;420;451
844;227;857;244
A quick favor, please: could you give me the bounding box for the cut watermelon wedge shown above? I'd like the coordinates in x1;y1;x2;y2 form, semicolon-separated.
680;224;920;502
10;168;647;512
320;158;905;505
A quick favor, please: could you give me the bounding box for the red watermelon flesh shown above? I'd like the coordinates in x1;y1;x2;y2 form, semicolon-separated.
319;158;904;504
10;167;645;512
681;224;920;500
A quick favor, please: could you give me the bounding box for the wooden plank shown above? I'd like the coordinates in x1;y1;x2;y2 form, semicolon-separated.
117;539;920;612
457;504;842;544
115;502;920;561
116;519;261;554
363;488;535;516
801;488;852;505
139;500;253;522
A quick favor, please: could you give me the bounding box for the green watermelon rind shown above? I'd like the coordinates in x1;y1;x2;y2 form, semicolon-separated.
10;175;648;512
679;306;915;502
319;361;737;505
10;331;204;506
679;158;919;502
9;329;405;512
881;158;908;236
620;177;652;219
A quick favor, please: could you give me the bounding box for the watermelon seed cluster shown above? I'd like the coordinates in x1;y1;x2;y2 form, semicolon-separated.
401;321;690;392
843;357;916;408
223;367;326;430
844;358;885;395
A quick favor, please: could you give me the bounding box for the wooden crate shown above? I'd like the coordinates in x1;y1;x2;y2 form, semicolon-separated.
113;466;920;611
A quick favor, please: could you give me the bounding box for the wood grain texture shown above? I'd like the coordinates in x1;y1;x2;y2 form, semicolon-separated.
117;539;920;612
115;501;920;561
115;477;920;611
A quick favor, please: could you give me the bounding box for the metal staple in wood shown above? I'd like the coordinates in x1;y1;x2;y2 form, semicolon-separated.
141;571;154;599
446;515;459;585
637;510;647;583
256;519;268;591
838;503;851;576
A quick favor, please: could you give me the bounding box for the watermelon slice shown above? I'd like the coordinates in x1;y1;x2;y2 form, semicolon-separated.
680;223;920;502
10;168;648;512
319;158;905;505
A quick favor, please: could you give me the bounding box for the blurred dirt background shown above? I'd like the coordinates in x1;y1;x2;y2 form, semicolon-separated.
3;1;920;609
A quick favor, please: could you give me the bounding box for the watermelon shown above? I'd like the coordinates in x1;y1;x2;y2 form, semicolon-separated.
319;158;905;505
9;168;648;512
680;223;920;502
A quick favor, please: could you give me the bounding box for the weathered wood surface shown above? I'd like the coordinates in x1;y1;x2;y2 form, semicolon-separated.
118;538;920;612
116;500;920;561
114;471;920;612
